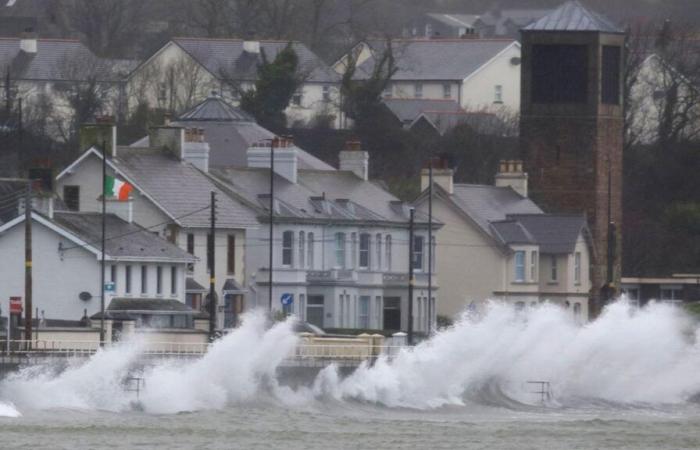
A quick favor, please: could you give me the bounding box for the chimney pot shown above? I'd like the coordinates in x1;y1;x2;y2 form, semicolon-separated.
495;159;528;197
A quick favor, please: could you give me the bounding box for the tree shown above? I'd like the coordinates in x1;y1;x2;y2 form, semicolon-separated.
237;43;303;131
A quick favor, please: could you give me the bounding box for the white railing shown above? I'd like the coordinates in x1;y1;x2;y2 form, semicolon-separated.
2;340;407;360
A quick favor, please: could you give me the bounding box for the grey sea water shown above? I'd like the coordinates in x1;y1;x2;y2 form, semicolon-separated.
1;302;699;449
1;402;700;450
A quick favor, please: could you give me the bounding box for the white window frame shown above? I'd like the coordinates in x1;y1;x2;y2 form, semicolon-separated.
359;233;371;269
375;234;382;271
494;84;503;103
358;296;370;329
514;251;525;282
322;85;331;102
530;250;538;281
335;232;346;268
282;230;294;267
550;255;558;282
574;252;581;284
414;83;423;99
351;232;357;268
443;83;452;99
413;235;424;272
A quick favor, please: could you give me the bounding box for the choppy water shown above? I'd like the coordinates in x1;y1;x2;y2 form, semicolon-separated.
1;301;700;449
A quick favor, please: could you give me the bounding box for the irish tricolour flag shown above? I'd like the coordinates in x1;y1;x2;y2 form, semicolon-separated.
104;175;133;201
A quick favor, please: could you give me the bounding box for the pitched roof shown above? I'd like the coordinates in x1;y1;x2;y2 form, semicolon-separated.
131;96;334;171
52;211;195;261
382;98;465;123
211;167;431;225
0;38;129;81
356;39;517;81
524;1;624;33
478;9;551;27
171;38;340;83
447;184;543;241
110;147;259;229
178;96;255;122
492;214;588;253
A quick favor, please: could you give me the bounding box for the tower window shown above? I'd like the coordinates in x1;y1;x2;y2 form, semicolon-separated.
602;46;621;105
531;44;588;104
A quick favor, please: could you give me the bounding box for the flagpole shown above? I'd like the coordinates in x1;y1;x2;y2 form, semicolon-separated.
100;140;106;346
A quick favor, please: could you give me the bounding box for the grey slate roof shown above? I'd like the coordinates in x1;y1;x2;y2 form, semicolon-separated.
178;96;255;122
132;97;334;171
448;184;542;241
211;167;431;225
106;297;194;312
110;147;259;229
501;214;587;253
524;1;623;33
186;278;208;292
356;39;516;81
478;9;551;27
0;38;130;81
383;98;465;123
412;111;506;136
171;38;340;83
52;211;195;261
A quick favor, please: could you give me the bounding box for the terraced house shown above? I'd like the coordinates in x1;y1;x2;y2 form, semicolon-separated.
211;139;439;334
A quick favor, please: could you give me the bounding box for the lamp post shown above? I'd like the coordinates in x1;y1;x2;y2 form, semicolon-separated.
407;207;415;346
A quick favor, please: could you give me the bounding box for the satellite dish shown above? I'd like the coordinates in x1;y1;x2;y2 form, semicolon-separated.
79;291;92;301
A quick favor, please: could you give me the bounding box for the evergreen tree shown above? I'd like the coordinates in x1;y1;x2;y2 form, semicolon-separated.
240;43;301;131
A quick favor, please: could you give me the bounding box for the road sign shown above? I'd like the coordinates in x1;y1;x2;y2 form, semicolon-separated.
9;297;22;314
104;282;115;293
280;293;294;306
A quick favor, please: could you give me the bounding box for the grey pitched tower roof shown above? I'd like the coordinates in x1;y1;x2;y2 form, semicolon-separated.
524;1;624;33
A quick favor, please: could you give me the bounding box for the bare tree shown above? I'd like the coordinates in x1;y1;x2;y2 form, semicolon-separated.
66;0;149;57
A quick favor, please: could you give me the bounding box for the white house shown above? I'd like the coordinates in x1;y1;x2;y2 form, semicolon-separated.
54;122;259;329
210;139;440;334
0;207;194;325
0;33;133;140
125;38;343;129
334;39;522;118
414;160;592;323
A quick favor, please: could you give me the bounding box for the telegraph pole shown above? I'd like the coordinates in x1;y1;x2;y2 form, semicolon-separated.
427;158;433;334
268;138;275;312
407;207;415;346
0;178;34;344
100;140;107;345
209;191;217;341
23;179;32;342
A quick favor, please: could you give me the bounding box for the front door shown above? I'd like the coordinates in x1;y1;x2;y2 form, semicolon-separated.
383;297;401;331
306;295;325;328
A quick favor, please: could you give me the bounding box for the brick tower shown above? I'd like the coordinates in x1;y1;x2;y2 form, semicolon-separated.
520;1;625;316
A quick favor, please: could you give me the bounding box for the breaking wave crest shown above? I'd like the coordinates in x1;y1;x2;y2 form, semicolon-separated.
1;301;699;414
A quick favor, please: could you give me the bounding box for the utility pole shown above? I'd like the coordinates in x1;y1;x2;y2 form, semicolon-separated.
100;140;107;345
407;207;415;346
23;179;32;343
268;138;275;313
0;177;33;345
427;158;433;334
209;191;217;341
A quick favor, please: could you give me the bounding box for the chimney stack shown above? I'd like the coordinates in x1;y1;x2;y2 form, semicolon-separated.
495;160;528;197
19;28;37;54
183;128;210;173
420;158;453;194
149;125;185;160
79;117;117;158
247;136;298;183
243;40;261;54
339;140;369;181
